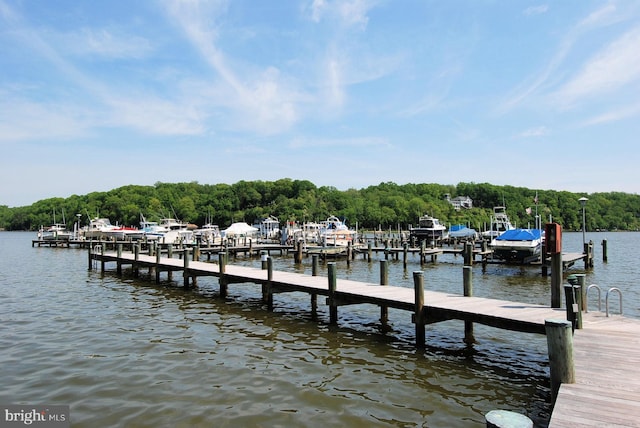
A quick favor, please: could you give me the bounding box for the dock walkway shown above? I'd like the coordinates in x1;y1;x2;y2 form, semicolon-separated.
91;248;639;427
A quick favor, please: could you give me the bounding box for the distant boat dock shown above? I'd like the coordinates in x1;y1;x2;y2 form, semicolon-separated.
85;242;639;427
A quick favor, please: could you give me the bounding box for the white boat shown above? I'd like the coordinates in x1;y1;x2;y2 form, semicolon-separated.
158;218;193;244
409;214;447;243
104;226;144;241
482;206;515;240
490;228;543;263
318;216;358;247
253;215;281;240
195;223;221;245
39;223;71;241
82;218;118;239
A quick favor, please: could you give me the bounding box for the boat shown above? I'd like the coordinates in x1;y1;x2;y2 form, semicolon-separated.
194;223;221;245
253;215;281;241
319;216;358;247
39;223;71;241
38;209;72;241
104;226;144;241
81;217;118;239
447;224;478;241
158;218;193;244
409;214;447;244
490;228;544;263
481;206;515;240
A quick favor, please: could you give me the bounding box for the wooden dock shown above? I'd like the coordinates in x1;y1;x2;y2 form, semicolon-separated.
88;246;638;426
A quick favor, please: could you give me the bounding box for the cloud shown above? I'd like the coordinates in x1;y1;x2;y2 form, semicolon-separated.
579;102;640;126
523;5;549;16
518;126;549;138
496;3;624;114
308;0;372;29
288;135;390;149
165;0;302;135
553;26;640;107
64;28;153;59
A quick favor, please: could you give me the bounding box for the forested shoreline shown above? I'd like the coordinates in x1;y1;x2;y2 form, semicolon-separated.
1;179;639;232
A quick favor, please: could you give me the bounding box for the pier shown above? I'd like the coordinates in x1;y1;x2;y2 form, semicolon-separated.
88;243;640;427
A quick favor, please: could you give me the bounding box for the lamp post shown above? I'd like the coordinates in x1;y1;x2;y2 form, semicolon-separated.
578;197;588;247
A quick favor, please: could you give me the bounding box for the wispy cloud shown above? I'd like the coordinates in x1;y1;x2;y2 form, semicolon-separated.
579;102;640;126
165;0;302;135
553;26;640;107
64;28;153;59
496;3;622;114
518;126;549;138
523;5;549;16
309;0;372;29
288;135;390;149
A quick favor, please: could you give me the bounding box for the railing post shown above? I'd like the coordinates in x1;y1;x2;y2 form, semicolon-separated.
545;319;575;404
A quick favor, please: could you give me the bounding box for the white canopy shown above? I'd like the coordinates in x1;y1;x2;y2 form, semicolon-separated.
223;222;258;237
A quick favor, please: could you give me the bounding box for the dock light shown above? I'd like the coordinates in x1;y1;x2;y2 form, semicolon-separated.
579;197;588;246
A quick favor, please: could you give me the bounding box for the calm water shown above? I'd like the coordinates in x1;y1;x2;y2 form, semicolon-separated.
0;231;637;427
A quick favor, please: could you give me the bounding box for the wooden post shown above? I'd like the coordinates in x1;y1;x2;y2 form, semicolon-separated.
550;252;562;308
167;244;173;281
87;244;92;270
116;244;123;275
347;241;352;266
133;243;140;277
328;263;338;325
380;260;389;331
218;251;227;298
261;251;268;270
367;241;372;262
563;284;577;331
183;248;190;288
265;256;274;310
413;271;425;349
155;246;161;283
545;319;575;404
463;265;475;344
100;244;105;272
602;239;608;262
403;242;408;269
312;254;318;276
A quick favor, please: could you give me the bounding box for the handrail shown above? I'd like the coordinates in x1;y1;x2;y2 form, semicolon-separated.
606;287;623;317
585;284;601;313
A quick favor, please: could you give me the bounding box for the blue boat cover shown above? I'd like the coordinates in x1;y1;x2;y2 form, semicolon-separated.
495;228;542;241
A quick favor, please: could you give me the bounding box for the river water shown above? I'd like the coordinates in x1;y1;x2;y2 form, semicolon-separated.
1;231;637;427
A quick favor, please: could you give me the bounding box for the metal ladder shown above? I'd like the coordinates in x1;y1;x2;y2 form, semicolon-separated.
585;284;623;317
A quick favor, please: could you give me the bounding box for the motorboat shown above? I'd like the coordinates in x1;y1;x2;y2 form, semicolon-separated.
490;228;543;263
319;216;357;247
447;224;478;241
481;206;515;240
158;218;193;244
39;223;71;241
195;223;221;245
409;214;447;244
253;215;281;240
82;218;118;239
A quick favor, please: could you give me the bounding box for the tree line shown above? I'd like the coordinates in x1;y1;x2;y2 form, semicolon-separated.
1;179;639;232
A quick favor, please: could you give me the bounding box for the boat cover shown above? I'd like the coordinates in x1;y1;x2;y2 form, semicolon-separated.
495;228;542;241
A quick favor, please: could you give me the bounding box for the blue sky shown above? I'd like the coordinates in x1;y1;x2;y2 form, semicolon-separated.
1;1;639;207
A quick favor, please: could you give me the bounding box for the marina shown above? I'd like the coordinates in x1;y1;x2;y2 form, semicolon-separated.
85;238;639;427
4;230;638;426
